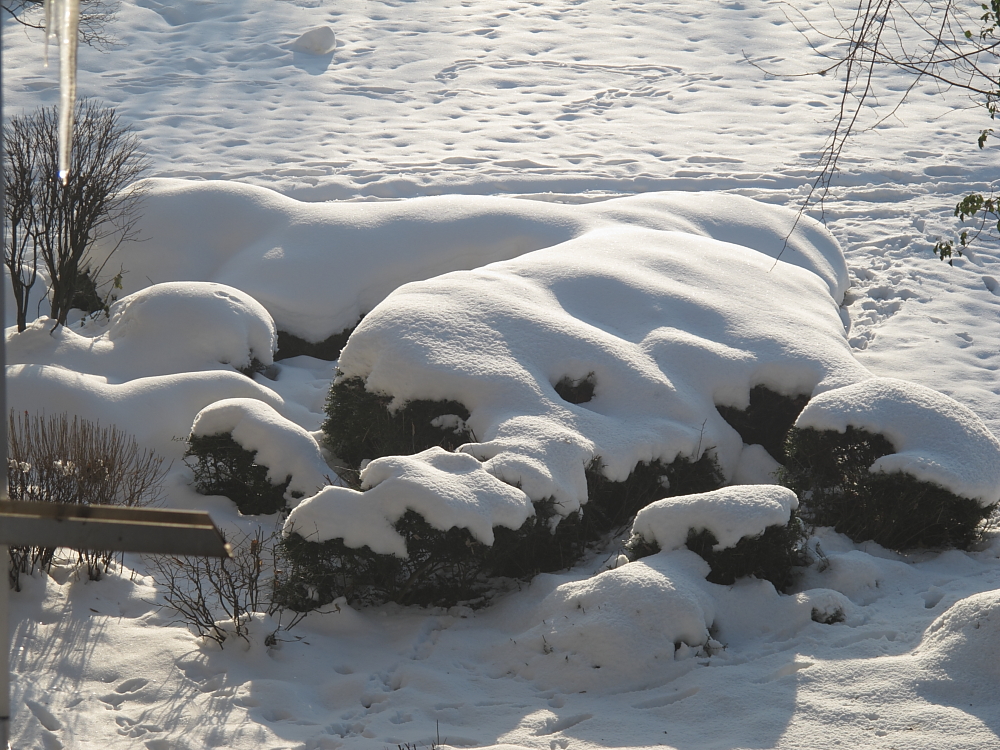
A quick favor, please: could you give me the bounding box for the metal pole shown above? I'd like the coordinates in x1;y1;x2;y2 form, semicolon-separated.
1;4;11;747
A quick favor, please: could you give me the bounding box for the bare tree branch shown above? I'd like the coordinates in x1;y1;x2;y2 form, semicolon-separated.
1;0;120;50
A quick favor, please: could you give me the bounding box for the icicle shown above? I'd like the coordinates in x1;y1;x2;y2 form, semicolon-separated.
43;0;55;66
43;0;81;184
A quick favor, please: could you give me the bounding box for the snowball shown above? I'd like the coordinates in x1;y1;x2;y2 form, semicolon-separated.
338;226;868;514
290;26;337;55
631;485;798;552
190;398;332;503
795;378;1000;505
283;447;534;556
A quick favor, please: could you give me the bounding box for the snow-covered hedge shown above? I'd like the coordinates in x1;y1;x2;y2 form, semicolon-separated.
784;379;1000;550
627;485;806;591
278;449;725;609
187;398;332;515
281;223;863;607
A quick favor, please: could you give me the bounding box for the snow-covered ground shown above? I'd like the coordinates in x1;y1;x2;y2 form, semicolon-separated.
6;0;1000;748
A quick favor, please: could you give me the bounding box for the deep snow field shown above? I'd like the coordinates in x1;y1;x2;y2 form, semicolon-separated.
7;0;1000;748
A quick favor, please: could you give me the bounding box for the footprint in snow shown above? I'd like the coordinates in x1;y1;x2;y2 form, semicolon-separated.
100;677;150;707
534;712;593;736
25;699;62;731
760;659;814;682
923;586;946;609
632;686;700;709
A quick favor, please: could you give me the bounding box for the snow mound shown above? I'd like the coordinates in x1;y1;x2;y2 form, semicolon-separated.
284;447;534;557
795;378;1000;505
6;282;275;381
90;180;848;342
107;281;275;371
290;26;337;55
631;485;799;552
495;551;716;692
7;365;287;460
337;226;868;513
916;590;1000;682
190;398;332;503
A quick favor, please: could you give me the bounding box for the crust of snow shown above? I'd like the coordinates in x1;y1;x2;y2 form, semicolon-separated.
795;378;1000;505
631;485;799;552
284;447;534;556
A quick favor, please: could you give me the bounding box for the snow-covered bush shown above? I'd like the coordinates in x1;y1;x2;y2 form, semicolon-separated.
783;379;1000;550
186;399;331;515
322;375;473;478
627;486;806;591
716;386;810;464
274;323;356;362
277;449;725;609
285;223;870;608
7;410;168;587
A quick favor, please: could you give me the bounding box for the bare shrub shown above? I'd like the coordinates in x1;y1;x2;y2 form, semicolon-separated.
146;528;305;647
3;100;149;329
7;410;169;587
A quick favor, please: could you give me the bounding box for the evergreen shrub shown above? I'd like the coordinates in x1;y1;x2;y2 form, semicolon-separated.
554;372;596;404
275;452;725;610
625;515;806;592
717;386;809;462
683;520;806;591
275;322;358;362
782;426;995;550
322;375;473;477
185;433;291;516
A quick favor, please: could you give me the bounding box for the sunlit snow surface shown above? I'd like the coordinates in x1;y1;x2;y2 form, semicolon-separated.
6;0;1000;748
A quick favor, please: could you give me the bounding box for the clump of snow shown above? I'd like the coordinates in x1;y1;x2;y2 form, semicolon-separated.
495;550;717;692
290;26;337;55
190;398;333;503
284;447;533;557
631;485;799;553
337;226;868;515
795;378;1000;505
6;281;276;380
89;180;848;342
